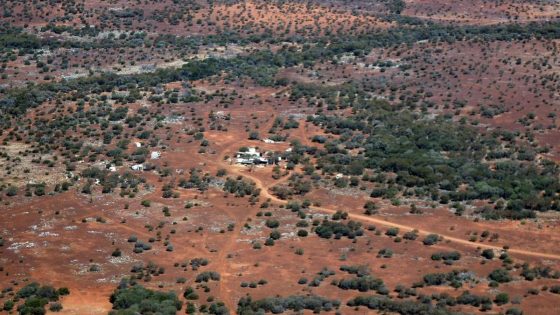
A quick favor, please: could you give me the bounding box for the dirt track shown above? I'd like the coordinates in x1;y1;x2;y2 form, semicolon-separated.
218;156;560;261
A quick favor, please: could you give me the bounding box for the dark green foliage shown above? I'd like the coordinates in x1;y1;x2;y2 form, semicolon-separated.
307;267;335;287
339;265;370;277
17;283;59;300
183;287;199;300
179;168;211;192
109;282;181;315
347;295;457;315
269;230;281;240
49;302;63;312
423;270;474;288
423;234;440;246
57;288;70;296
303;93;560;219
14;283;66;315
17;297;48;315
186;302;196;314
506;308;523;315
237;295;340;314
334;276;387;293
455;291;492;308
195;271;221;283
494;292;509;305
431;251;461;262
80;167;143;194
488;268;512;283
3;300;14;311
385;228;399;237
265;219;279;229
520;264;557;281
377;248;393;258
208;302;229;315
363;201;378;215
6;185;17;196
403;230;418;240
0;28;42;49
481;249;495;260
386;0;406;14
314;220;363;239
549;285;560;294
223;176;260;197
190;258;209;270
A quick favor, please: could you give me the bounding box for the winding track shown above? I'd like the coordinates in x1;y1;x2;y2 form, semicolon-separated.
219;157;560;261
212;146;560;311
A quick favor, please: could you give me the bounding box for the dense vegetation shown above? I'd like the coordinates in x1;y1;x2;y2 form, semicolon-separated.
294;92;560;219
347;295;458;315
5;19;560;127
237;295;340;314
314;218;364;239
109;282;182;315
5;282;69;315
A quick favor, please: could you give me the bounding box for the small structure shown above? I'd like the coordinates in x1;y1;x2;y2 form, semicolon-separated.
236;147;267;165
213;111;228;119
135;142;142;148
150;151;161;160
108;165;117;172
131;164;144;171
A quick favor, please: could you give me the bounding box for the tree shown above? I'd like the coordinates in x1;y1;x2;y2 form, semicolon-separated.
385;228;399;237
270;230;281;240
184;287;199;300
494;292;509;305
109;283;182;315
481;249;495;259
403;230;418;240
363;201;378;215
409;203;422;214
6;185;17;196
248;131;259;140
186;302;196;314
506;308;523;315
423;234;440;246
3;300;14;311
265;219;279;229
488;268;512;283
49;302;63;312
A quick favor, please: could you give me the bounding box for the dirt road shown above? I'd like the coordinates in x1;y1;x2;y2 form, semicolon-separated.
220;158;560;261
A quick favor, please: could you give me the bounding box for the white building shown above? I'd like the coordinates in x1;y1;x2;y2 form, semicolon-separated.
150;151;161;160
131;164;144;171
235;147;267;165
